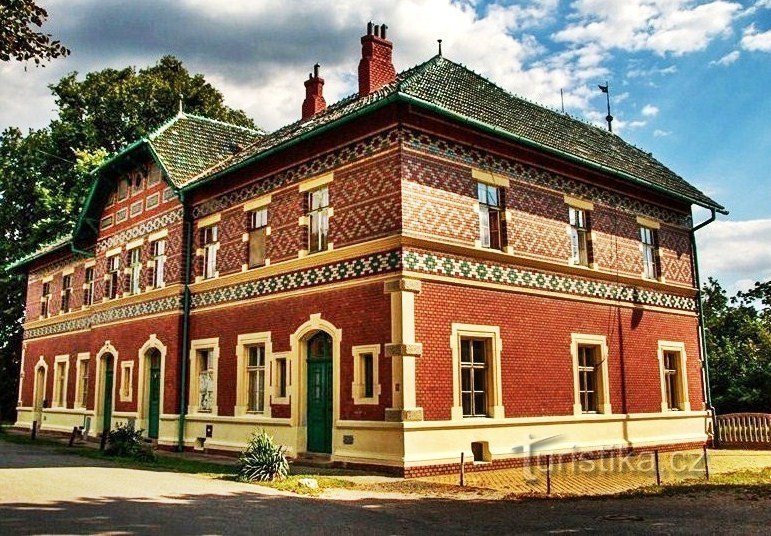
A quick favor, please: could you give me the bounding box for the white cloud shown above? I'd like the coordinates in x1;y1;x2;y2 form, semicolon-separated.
641;104;659;116
653;129;672;137
740;24;771;51
697;218;771;287
554;1;743;56
710;50;741;65
626;64;677;78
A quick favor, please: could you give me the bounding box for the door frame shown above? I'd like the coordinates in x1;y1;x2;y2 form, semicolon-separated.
289;314;342;456
32;356;48;426
94;341;118;435
136;335;167;437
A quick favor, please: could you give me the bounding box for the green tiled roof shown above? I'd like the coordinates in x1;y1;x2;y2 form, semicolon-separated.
5;234;72;271
193;56;723;212
149;113;263;187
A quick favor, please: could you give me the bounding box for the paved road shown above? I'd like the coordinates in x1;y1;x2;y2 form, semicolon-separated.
0;440;768;535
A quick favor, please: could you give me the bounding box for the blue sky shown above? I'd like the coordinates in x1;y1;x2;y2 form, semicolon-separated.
0;0;769;292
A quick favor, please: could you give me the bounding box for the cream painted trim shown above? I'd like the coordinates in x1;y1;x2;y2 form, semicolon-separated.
84;259;96;269
450;324;504;420
243;193;272;212
119;360;134;402
571;333;611;415
126;237;144;251
105;246;122;258
42;274;54;283
148;228;168;242
298;171;333;192
637;215;661;230
94;341;119;433
351;344;381;405
52;354;70;408
62;266;74;276
17;344;26;405
73;352;90;409
657;340;690;412
564;195;594;211
271;351;291;405
234;331;272;417
32;356;48;418
188;337;219;416
472;168;510;188
196;212;221;229
136;334;167;429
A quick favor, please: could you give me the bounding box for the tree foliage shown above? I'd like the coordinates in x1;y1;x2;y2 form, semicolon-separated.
0;0;70;64
703;277;771;414
0;56;256;421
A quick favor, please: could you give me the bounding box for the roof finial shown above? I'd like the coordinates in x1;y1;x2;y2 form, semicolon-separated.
178;93;184;115
437;39;443;56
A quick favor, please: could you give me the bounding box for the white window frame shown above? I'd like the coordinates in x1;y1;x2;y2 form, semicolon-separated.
477;182;504;250
351;344;381;405
128;247;142;295
657;340;690;412
568;206;591;267
83;264;95;307
151;239;166;288
40;279;52;318
74;353;90;409
119;360;134;402
105;253;121;300
450;324;504;420
640;226;660;280
188;338;219;415
571;333;611;415
272;351;290;405
307;186;330;254
234;332;272;417
60;272;73;313
201;225;219;280
52;354;70;408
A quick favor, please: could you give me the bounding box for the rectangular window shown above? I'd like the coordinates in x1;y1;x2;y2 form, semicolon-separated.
276;357;287;399
460;338;489;417
248;208;268;268
151;239;166;288
197;349;215;412
54;360;66;407
308;187;329;254
145;192;160;210
60;274;72;313
131;171;143;194
83;267;94;306
478;183;503;250
115;208;128;224
120;361;133;402
76;358;89;408
569;206;591;267
41;281;51;318
201;225;218;279
147;166;161;187
117;178;129;201
128;247;142;295
100;215;113;230
246;345;266;413
577;345;599;413
106;254;121;299
663;351;681;410
362;353;374;398
640;226;660;279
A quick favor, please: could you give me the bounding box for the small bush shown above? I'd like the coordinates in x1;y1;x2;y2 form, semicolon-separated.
238;430;289;482
105;423;156;462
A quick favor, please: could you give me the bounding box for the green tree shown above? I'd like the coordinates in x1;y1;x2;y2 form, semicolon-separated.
703;277;771;414
0;56;256;422
0;0;69;64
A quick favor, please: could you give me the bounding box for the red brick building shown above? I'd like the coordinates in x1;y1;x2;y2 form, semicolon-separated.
11;24;726;476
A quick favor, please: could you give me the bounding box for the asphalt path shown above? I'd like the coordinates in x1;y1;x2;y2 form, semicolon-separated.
0;439;768;535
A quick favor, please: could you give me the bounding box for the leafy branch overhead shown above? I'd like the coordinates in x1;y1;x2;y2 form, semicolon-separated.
0;0;70;64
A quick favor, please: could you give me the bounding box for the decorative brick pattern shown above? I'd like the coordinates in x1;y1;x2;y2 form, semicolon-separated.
96;208;183;253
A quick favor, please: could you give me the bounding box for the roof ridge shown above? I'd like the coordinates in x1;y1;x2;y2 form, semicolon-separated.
182;112;265;135
147;112;186;141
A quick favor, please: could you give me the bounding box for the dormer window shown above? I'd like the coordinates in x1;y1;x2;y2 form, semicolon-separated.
117;178;129;202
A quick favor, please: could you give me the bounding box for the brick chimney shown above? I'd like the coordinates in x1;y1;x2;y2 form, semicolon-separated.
302;64;326;120
358;22;396;96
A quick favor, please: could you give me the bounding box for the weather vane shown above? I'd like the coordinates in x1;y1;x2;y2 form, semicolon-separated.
598;81;613;132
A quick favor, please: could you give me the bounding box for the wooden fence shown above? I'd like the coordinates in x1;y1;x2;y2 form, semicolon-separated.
715;413;771;448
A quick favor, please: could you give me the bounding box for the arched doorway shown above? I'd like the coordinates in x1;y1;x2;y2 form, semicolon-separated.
144;348;162;439
306;331;333;454
33;364;46;426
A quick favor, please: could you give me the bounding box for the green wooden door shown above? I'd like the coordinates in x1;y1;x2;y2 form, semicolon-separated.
102;357;114;434
148;352;161;439
306;332;333;454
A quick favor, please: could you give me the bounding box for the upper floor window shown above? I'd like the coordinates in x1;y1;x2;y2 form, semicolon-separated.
569;206;591;267
477;183;503;250
248;208;268;268
246;345;266;413
83;266;94;306
41;281;51;318
117;178;129;202
128;247;142;295
151;239;166;288
131;170;144;195
60;274;72;313
201;225;218;279
308;187;329;254
640;226;661;279
106;254;121;299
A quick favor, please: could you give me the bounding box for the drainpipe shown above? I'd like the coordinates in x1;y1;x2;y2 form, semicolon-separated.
690;207;717;442
177;192;194;452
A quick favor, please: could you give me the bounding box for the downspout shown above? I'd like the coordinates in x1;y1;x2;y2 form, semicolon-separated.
177;191;194;451
690;207;717;442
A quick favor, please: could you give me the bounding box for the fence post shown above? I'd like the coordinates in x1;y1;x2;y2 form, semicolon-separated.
459;452;465;487
31;421;37;440
654;449;661;486
100;429;108;451
703;445;710;481
546;454;552;495
68;426;79;447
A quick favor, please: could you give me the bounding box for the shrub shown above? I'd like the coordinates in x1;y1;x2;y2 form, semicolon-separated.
238;430;289;482
105;423;156;462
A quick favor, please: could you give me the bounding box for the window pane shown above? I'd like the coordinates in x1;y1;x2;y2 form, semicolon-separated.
473;367;486;392
472;340;487;364
474;392;486;416
461;367;471;391
460;339;471;364
462;392;472;416
478;206;491;247
249;228;266;267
